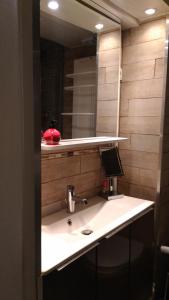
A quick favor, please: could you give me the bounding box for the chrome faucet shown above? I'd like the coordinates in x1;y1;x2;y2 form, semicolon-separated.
66;185;88;213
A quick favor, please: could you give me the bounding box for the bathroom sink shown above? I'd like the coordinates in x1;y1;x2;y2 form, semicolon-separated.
42;195;151;236
42;197;128;241
42;195;154;274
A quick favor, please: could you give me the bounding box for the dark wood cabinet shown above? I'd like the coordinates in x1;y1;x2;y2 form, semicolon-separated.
96;227;130;300
43;210;154;300
43;247;97;300
130;210;154;300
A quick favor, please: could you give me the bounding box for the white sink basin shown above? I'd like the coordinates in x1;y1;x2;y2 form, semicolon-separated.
41;195;154;274
43;200;111;234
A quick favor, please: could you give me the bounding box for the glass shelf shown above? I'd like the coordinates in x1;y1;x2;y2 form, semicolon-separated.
66;71;96;78
64;84;96;91
41;137;128;152
61;112;95;116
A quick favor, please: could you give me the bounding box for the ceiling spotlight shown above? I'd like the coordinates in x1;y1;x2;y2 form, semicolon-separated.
48;0;59;10
144;8;156;15
95;24;104;30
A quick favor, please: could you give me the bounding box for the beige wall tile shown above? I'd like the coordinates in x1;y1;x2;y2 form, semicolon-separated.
120;165;140;185
98;83;118;100
140;169;157;188
130;134;160;153
41;200;64;217
99;48;120;67
120;99;129;116
105;66;119;83
97;100;118;117
41;156;81;183
129;18;166;45
98;67;106;84
121;78;164;100
119;19;166;204
97;116;117;133
98;66;119;84
120;158;157;188
120;166;157;188
120;116;160;135
119;182;156;201
129;184;156;201
118;133;131;150
42;171;101;206
42;178;67;206
72;170;101;192
81;153;101;173
118;181;129;195
96;131;117;137
128;98;162;117
99;30;121;51
118;181;156;201
123;60;155;82
155;58;165;78
123;39;165;65
120;149;159;170
97;29;121;136
119;133;160;153
78;187;101;201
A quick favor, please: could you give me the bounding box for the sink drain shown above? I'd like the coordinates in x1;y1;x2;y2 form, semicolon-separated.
81;229;93;235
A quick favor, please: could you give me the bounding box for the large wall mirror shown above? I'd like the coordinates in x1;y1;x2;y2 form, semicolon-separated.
40;0;121;139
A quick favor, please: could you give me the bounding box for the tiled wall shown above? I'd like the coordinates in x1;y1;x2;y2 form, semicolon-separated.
41;19;167;219
118;18;166;201
96;29;121;136
157;21;169;245
41;147;102;215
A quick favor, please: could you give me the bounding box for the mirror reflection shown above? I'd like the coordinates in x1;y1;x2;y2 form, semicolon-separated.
40;0;120;139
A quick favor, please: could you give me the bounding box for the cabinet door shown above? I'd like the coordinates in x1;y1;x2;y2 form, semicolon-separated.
97;227;130;300
43;247;97;300
130;210;154;300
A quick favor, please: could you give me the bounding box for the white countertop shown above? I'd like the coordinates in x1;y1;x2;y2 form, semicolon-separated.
41;195;154;275
41;136;127;153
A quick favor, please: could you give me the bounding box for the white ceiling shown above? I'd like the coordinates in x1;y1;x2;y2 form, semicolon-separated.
40;0;169;46
82;0;169;28
40;11;94;47
40;0;118;33
40;0;120;46
108;0;169;23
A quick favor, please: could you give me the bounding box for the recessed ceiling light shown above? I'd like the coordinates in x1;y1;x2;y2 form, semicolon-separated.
144;8;156;15
95;24;104;30
48;0;59;10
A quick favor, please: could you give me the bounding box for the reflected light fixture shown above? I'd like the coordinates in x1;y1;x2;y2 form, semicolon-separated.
48;0;59;10
95;23;104;30
144;8;156;15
